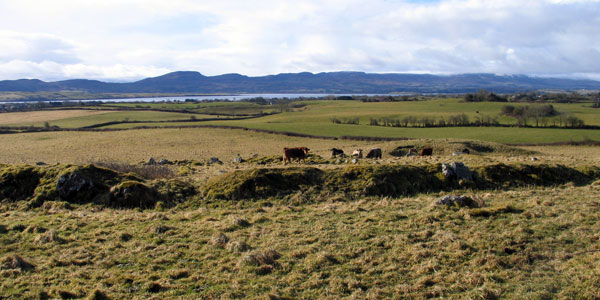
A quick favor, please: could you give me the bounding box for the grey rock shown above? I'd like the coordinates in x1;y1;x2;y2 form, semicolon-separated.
35;162;47;166
352;158;358;164
158;159;170;165
233;155;243;163
531;157;539;161
147;157;157;165
56;172;94;200
442;162;473;181
209;157;222;164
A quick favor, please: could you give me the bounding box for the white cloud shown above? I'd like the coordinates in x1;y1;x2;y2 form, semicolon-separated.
0;0;599;81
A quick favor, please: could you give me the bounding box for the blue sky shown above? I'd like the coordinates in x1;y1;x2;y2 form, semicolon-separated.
0;0;599;81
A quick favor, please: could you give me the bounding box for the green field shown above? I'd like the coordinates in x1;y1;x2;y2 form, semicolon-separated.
2;98;600;299
108;101;280;115
7;111;211;128
3;98;599;144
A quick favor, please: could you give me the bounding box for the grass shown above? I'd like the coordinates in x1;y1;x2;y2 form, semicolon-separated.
4;98;600;143
107;101;280;115
2;184;600;299
2;111;600;298
0;110;112;126
6;111;211;128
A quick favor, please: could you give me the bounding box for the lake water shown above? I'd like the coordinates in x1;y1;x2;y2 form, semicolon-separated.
0;93;412;104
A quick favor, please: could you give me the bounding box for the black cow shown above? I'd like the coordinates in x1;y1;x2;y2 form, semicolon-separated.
366;148;382;159
330;148;345;157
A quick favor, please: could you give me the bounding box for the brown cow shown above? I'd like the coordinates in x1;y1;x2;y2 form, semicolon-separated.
366;148;382;159
283;147;310;164
420;148;433;156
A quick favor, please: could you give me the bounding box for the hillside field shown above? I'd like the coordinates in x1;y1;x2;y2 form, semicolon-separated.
3;98;600;144
1;98;600;299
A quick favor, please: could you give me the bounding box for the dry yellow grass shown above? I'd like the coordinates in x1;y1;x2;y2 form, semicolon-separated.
1;128;599;166
0;128;381;164
0;110;111;125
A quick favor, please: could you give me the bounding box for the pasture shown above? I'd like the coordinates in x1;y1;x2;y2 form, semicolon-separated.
1;98;600;299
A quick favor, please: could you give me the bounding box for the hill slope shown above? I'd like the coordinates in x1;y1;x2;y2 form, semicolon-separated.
1;71;599;93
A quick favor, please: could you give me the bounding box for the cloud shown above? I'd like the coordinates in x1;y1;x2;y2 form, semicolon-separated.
0;0;599;81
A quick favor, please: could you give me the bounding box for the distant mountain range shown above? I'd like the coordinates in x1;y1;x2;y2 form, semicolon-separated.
1;71;600;94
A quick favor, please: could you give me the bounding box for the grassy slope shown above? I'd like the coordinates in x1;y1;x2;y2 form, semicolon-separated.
2;184;600;299
7;111;206;128
102;99;600;143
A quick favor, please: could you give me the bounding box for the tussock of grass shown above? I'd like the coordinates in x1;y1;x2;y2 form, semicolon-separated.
1;255;35;271
86;289;111;300
34;229;64;244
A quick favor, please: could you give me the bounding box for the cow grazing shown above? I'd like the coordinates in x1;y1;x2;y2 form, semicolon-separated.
283;147;310;164
352;149;363;158
366;148;382;159
330;148;345;157
406;148;418;156
420;148;433;156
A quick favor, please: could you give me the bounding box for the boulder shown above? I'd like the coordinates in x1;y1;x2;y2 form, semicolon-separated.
158;159;171;165
146;157;157;165
352;158;358;164
56;172;94;201
233;155;243;163
209;157;222;164
442;162;473;181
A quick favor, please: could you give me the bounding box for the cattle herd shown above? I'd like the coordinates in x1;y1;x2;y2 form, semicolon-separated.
282;146;437;164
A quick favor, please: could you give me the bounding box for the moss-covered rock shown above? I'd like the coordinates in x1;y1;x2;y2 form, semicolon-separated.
153;179;197;204
109;181;160;209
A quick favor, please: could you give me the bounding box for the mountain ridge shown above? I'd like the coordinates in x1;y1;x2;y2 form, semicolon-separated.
1;71;599;94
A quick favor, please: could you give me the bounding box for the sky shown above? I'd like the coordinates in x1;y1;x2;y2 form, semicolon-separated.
0;0;599;82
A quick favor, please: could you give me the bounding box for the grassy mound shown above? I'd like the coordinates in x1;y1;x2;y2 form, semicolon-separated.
473;163;600;188
0;164;196;209
389;139;533;156
204;167;324;200
204;163;600;201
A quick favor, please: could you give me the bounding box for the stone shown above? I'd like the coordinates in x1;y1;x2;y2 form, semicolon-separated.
147;157;156;165
209;157;222;164
531;157;539;161
35;162;47;166
158;159;170;165
352;158;358;164
56;172;94;201
441;162;473;181
233;155;243;163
